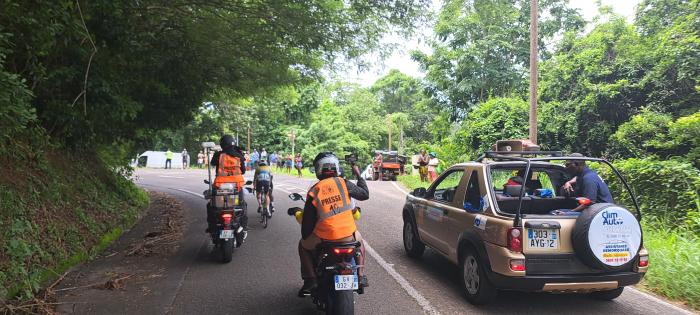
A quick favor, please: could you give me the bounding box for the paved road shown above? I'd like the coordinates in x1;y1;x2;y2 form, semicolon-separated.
123;169;691;315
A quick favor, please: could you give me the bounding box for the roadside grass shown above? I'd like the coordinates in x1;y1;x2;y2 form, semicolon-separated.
641;221;700;310
397;174;430;191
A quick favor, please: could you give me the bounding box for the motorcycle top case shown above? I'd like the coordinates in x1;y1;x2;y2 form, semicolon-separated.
212;192;240;210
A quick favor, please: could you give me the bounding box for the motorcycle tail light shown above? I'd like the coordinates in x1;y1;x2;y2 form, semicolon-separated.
333;248;354;255
221;213;233;225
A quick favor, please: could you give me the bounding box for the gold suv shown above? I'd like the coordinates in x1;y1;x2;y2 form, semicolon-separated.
402;147;648;305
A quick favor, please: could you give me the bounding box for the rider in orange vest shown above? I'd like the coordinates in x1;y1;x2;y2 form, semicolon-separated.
298;152;369;296
207;135;248;232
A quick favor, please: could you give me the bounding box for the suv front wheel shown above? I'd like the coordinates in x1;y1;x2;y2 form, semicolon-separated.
403;220;425;258
460;249;497;305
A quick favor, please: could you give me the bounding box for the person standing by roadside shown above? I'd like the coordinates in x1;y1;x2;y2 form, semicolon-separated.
295;153;303;178
261;148;268;164
251;149;260;169
269;151;277;171
165;149;173;169
197;151;205;168
427;152;439;182
182;149;189;169
244;151;250;171
286;153;293;174
417;149;429;182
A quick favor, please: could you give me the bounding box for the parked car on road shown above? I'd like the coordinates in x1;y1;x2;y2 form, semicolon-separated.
401;144;647;305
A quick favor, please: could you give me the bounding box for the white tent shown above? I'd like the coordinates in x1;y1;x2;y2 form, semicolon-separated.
135;151;184;168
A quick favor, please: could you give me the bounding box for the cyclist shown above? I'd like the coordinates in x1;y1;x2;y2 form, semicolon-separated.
254;160;275;216
298;152;369;296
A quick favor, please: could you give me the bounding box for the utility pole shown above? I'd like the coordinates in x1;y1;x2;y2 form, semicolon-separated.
529;0;539;144
247;123;251;153
387;115;392;151
287;129;296;156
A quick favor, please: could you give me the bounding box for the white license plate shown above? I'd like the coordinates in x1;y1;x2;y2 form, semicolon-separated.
526;228;559;250
220;229;234;239
334;275;358;291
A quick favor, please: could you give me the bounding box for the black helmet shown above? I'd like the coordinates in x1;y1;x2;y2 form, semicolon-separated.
219;135;236;150
313;152;340;180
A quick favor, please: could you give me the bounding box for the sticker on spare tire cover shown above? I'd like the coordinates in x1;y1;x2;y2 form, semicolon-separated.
588;206;642;266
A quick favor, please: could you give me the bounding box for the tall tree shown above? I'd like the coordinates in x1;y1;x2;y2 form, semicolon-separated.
413;0;584;117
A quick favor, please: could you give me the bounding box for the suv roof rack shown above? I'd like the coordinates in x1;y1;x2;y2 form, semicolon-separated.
476;150;564;162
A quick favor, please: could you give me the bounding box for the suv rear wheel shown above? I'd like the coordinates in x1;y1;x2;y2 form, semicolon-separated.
589;287;624;300
460;249;496;305
403;220;425;258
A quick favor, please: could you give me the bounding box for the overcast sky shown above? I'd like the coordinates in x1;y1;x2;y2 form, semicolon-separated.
337;0;641;87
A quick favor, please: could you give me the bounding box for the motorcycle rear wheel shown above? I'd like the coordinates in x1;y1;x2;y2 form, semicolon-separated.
221;239;234;263
327;289;353;315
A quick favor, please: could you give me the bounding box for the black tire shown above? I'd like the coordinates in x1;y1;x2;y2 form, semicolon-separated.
403;220;425;258
327;289;354;315
589;287;624;300
572;203;642;271
221;239;234;263
372;172;379;181
460;248;497;305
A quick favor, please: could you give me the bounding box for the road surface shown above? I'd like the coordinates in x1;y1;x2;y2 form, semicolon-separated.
61;168;695;314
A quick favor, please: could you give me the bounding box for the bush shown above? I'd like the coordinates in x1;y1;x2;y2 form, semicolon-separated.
642;221;700;310
455;97;529;158
594;158;700;230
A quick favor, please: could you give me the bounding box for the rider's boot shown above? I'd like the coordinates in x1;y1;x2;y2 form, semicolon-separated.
298;278;317;297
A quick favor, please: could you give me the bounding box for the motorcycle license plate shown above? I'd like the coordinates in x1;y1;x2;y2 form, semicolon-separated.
334;275;358;291
220;229;234;239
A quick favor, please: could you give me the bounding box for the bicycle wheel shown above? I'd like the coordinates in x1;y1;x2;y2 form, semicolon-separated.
261;194;268;228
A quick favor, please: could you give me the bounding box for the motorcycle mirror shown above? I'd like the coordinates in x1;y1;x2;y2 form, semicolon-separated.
201;142;215;149
245;180;253;185
289;193;303;201
203;179;210;184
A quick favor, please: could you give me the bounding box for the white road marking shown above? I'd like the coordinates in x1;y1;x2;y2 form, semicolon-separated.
159;175;185;179
173;188;205;199
391;181;409;195
627;287;695;315
363;241;441;315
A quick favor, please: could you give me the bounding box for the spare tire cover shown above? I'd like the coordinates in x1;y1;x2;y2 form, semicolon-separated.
572;203;642;271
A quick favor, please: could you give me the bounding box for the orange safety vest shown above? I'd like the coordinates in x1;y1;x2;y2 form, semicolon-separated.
309;177;356;240
214;153;244;189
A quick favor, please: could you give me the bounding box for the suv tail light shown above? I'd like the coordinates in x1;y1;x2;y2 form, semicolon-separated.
507;227;523;252
638;255;649;267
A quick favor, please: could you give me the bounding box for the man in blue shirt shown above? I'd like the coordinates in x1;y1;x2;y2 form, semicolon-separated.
561;153;614;213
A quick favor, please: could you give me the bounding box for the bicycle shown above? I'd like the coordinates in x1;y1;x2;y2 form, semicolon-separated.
258;184;272;228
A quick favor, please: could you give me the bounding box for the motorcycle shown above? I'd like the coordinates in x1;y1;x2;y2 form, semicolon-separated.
201;141;252;263
287;192;364;315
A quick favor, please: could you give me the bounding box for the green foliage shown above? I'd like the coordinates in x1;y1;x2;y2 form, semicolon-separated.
607;109;673;159
456;97;529;158
642;220;700;310
593;158;700;230
414;0;583;115
608;111;700;166
0;151;147;299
